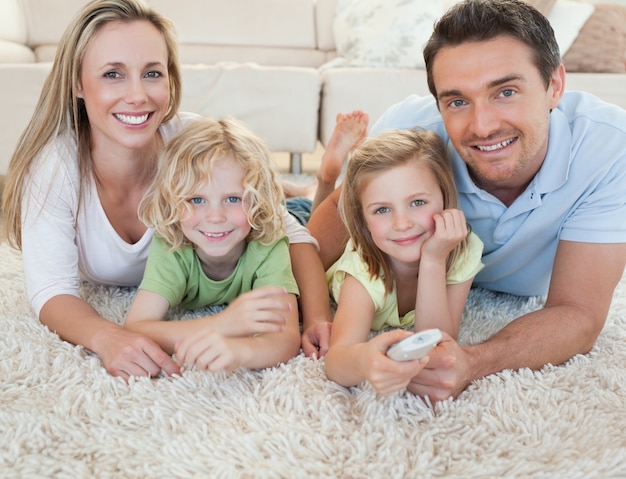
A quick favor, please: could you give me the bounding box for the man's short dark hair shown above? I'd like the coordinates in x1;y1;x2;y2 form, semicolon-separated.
423;0;561;98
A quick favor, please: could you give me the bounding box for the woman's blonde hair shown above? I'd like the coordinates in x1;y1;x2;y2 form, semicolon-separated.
2;0;182;249
340;128;469;294
139;117;286;250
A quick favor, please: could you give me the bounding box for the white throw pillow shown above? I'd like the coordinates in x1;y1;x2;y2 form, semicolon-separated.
331;0;446;69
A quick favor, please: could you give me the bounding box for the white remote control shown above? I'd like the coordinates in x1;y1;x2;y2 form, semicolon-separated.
386;328;442;361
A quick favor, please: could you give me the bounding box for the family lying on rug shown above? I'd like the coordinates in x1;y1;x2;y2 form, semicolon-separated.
2;0;625;402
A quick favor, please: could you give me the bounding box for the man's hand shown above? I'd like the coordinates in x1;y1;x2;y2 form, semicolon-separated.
406;332;472;402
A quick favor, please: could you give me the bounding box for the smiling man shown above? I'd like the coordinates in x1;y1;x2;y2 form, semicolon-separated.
308;0;626;401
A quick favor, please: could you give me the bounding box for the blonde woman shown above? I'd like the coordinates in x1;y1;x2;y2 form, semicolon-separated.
325;129;483;394
2;0;329;380
124;117;300;371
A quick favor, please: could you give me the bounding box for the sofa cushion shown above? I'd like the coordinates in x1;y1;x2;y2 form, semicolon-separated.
0;63;52;174
562;3;626;73
316;0;339;53
527;0;626;73
149;0;317;49
544;0;594;57
329;0;445;69
180;63;321;153
524;0;557;16
319;67;432;146
0;0;28;44
0;39;36;63
177;45;326;69
22;0;318;49
22;0;86;46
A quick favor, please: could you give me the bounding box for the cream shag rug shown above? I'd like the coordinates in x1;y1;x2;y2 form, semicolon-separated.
1;241;626;478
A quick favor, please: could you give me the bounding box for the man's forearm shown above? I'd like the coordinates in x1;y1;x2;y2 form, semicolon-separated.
466;303;604;382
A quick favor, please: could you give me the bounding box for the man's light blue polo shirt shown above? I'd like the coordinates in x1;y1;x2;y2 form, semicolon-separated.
371;91;626;296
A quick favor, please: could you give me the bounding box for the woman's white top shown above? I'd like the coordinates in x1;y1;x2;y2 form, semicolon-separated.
21;112;316;316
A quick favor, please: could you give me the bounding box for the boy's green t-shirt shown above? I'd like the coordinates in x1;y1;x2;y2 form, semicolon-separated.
140;234;298;309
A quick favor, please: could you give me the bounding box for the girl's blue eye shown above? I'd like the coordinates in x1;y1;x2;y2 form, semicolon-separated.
374;206;390;215
189;197;204;205
411;199;425;207
225;196;241;204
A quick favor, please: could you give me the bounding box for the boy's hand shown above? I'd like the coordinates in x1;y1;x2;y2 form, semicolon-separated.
211;286;292;337
175;331;243;373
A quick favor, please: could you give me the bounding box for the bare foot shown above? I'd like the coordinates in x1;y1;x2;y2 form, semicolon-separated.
318;110;369;186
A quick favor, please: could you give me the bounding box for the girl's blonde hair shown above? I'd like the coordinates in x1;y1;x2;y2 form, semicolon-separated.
340;128;469;294
2;0;182;249
139;117;286;250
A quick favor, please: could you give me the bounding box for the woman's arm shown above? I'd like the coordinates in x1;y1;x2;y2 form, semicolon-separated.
282;209;333;356
19;146;178;379
41;295;180;379
289;242;332;357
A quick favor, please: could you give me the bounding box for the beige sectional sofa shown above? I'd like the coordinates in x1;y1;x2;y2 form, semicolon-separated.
1;0;625;176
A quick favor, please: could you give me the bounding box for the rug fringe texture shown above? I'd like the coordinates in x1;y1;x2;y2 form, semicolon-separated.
1;242;625;478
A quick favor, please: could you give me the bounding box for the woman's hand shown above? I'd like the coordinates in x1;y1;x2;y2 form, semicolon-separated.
98;326;181;380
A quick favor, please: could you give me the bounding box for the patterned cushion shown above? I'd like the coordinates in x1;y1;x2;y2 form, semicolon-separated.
330;0;445;69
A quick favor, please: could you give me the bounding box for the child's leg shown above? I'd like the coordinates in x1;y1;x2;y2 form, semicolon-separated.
281;179;317;200
282;110;369;209
312;110;368;210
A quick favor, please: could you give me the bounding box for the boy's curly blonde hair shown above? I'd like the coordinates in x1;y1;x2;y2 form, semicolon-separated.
139;117;285;250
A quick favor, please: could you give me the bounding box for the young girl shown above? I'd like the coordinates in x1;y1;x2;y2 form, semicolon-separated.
124;117;301;372
324;129;484;394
